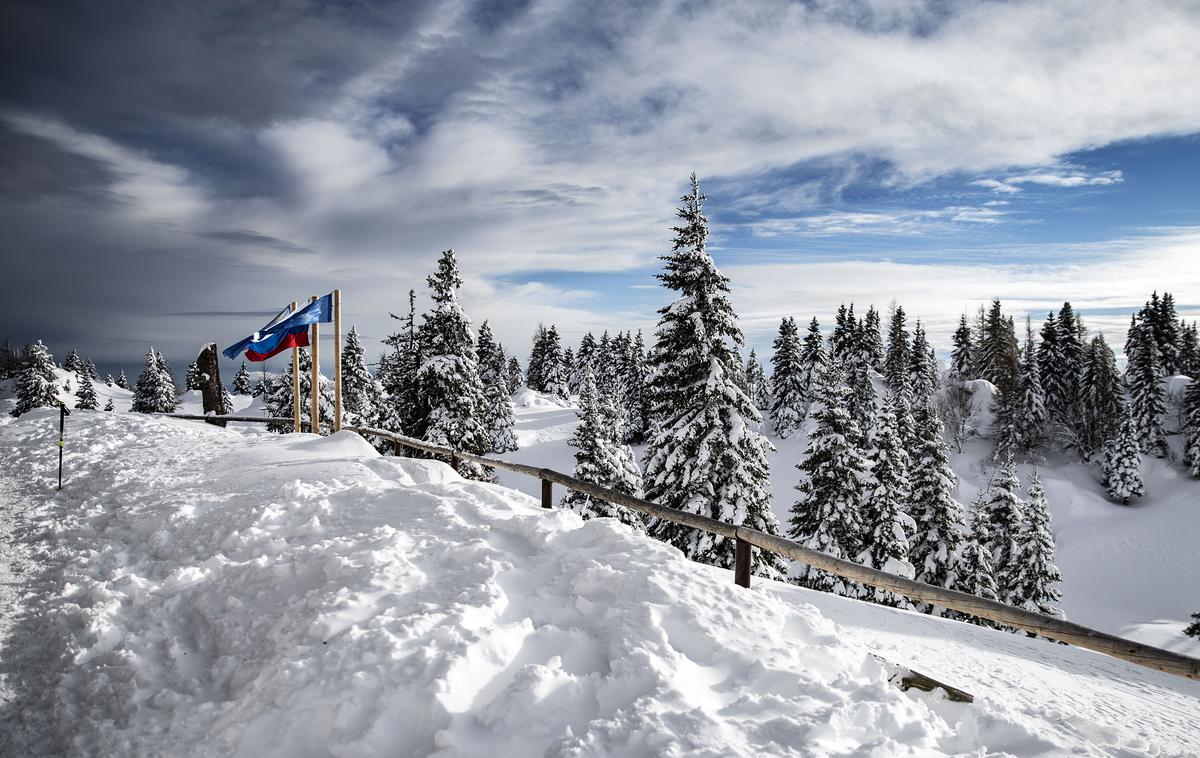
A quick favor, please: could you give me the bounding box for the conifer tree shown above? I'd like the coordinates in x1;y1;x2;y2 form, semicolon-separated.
11;341;60;417
1178;320;1199;378
63;349;83;374
534;325;569;400
1014;471;1064;618
115;370;129;390
104;373;114;387
1037;310;1065;417
622;331;652;444
0;338;21;380
768;317;806;437
220;385;234;415
415;250;493;479
1077;334;1122;460
1153;292;1180;375
1104;404;1145;505
232;362;253;395
478;322;517;453
561;371;645;526
908;320;938;404
131;348;179;414
185;362;201;391
978;300;1019;393
949;504;1001;627
265;348;334;432
863;305;884;371
74;372;98;410
382;289;423;437
341;326;381;427
571;332;597;394
84;359;98;380
950;314;974;381
831;303;851;364
104;397;114;412
798;317;825;409
1011;319;1047;457
884;306;910;394
743;349;770;410
526;324;549;392
1127;318;1168;457
979;457;1025;605
643;174;785;578
1185;611;1200;638
789;369;867;596
1183;377;1200;478
857;398;916;607
909;399;966;593
505;356;524;394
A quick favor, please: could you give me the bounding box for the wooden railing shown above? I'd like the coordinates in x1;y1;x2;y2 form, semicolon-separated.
163;414;1200;682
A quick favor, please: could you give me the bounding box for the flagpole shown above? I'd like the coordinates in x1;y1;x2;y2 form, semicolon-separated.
333;289;342;432
310;295;320;434
290;301;301;434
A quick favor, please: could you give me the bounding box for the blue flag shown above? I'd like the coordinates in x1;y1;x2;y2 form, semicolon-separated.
222;293;334;360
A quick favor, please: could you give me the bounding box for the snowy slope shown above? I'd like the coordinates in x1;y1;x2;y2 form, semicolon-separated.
1;410;1199;756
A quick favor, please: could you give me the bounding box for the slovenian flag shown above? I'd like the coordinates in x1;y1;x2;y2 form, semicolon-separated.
222;293;334;362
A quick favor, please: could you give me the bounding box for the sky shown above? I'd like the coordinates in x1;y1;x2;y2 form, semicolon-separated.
2;0;1200;380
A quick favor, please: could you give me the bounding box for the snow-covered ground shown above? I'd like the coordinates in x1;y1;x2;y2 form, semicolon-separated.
2;401;1198;755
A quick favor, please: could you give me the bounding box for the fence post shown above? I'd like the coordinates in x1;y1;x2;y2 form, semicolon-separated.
392;439;403;457
734;536;752;588
541;479;553;509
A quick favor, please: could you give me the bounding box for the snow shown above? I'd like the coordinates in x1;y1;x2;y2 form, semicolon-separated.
1;389;1199;755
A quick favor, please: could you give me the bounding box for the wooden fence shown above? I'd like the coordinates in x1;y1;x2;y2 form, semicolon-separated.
164;413;1200;683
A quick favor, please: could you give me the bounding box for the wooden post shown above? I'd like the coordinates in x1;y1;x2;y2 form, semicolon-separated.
332;289;342;432
541;479;553;509
309;295;319;435
290;301;301;434
734;537;752;588
195;343;226;427
392;439;403;457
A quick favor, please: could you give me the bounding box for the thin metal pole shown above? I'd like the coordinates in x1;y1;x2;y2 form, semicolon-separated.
57;403;70;490
309;295;319;435
332;289;342;432
290;301;301;434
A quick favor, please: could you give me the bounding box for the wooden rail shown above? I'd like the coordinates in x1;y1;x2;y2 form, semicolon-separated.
343;424;1200;683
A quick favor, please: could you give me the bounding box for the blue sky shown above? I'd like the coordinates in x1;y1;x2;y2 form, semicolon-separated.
2;0;1199;375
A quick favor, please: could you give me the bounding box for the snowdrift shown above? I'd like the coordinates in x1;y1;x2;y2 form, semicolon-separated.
1;410;1198;756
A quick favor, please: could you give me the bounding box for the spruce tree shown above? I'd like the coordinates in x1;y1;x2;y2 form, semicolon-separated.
74;372;98;410
478;322;517;453
1104;404;1145;505
857;397;916;607
1079;334;1123;461
978;300;1019;392
1178;320;1199;378
950;314;974;381
744;349;770;410
909;399;966;593
1185;612;1200;639
831;303;851;364
63;349;83;374
540;325;569;400
131;348;179;414
265;348;334;432
415;250;493;479
1014;471;1064;618
1183;377;1200;478
11;341;60;417
104;397;114;412
798;317;825;410
382;288;423;437
789;369;867;596
526;324;549;392
185;362;201;391
884;305;910;394
104;373;114;387
622;331;652;444
232;362;253;395
643;174;785;578
1127;318;1168;457
571;332;598;395
1153;292;1180;375
341;326;381;427
562;371;645;527
115;370;129;390
908;320;938;404
949;504;1001;627
768;317;806;437
505;355;524;394
979;457;1025;605
1011;319;1047;458
220;385;234;415
863;305;885;371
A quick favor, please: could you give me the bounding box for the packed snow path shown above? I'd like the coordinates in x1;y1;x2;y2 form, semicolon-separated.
0;410;1198;756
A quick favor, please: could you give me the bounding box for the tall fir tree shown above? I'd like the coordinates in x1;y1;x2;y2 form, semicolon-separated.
185;362;202;391
74;371;98;410
1047;302;1085;433
863;305;885;371
478;321;517;453
908;320;938;404
949;503;1001;627
526;324;550;392
232;362;253;395
1014;471;1064;618
382;289;424;437
979;457;1025;605
857;398;916;608
908;399;966;594
1177;320;1199;377
115;370;129;390
1010;318;1047;458
789;368;868;597
1079;334;1123;461
265;348;335;432
743;349;769;410
415;250;493;479
131;348;179;414
884;305;911;394
1104;403;1145;505
63;349;83;374
505;355;524;394
1183;377;1200;478
561;371;645;527
798;317;825;411
540;325;569;400
1152;292;1180;375
11;341;60;417
341;326;381;427
950;314;974;381
570;332;597;395
1126;318;1168;457
622;331;652;444
643;174;785;578
768;317;806;437
978;299;1020;393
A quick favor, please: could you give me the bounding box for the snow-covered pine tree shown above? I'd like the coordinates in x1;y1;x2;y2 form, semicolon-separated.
908;320;938;404
571;332;597;395
831;303;851;364
74;371;98;409
477;322;517;453
382;288;424;437
978;300;1019;393
798;317;825;409
1014;471;1064;618
232;362;253;395
561;370;645;527
909;398;966;594
884;305;911;394
768;317;806;437
1037;309;1065;415
1178;320;1199;378
857;397;916;608
950;314;974;381
1104;403;1145;504
1079;334;1122;460
526;324;549;392
220;385;234;415
1185;611;1200;639
622;330;652;444
1010;318;1047;458
1184;377;1200;478
115;370;129;390
505;355;524;394
104;397;114;412
413;250;493;479
539;325;569;400
131;348;178;414
104;373;114;387
863;305;884;371
1126;317;1168;457
742;349;769;410
1153;292;1180;376
341;326;381;427
948;502;1001;627
154;351;176;395
185;362;201;391
11;340;60;416
789;367;868;596
643;174;785;578
843;314;876;440
265;348;334;432
63;349;83;374
84;359;98;380
979;457;1025;605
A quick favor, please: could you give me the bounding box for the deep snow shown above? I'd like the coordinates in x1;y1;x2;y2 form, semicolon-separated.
1;402;1199;756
